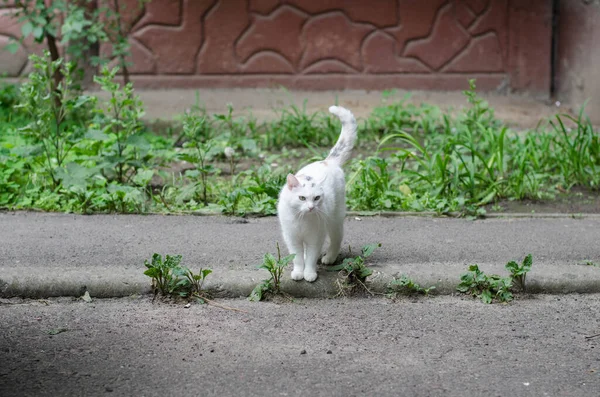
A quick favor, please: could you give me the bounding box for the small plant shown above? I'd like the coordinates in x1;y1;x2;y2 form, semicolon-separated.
182;267;213;303
17;52;95;188
249;243;295;302
457;264;513;304
581;261;600;268
179;110;216;206
93;66;146;184
505;254;533;291
143;253;212;301
387;275;435;297
328;243;380;296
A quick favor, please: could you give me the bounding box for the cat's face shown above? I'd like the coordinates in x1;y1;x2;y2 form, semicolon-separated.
285;174;325;214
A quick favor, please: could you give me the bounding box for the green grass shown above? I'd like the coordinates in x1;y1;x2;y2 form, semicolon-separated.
1;58;599;217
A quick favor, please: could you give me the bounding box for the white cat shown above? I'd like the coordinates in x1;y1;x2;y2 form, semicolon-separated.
277;105;357;282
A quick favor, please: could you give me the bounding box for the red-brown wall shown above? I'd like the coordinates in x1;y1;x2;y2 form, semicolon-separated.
555;0;600;121
1;0;553;96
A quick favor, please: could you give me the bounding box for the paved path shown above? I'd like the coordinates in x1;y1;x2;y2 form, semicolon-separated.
1;212;599;299
1;295;598;397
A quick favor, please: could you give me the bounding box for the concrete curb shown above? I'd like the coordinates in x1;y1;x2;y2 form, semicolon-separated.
2;212;599;300
2;262;599;300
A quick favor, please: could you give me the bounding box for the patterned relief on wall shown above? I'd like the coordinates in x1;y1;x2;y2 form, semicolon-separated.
0;0;552;94
125;0;509;76
0;0;509;77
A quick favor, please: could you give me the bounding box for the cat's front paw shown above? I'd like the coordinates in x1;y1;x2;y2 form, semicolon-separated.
304;271;318;282
291;269;304;281
321;254;337;265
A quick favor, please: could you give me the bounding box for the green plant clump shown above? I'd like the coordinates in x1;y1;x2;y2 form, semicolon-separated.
387;275;435;297
457;265;513;304
505;254;533;291
1;64;599;217
328;243;380;296
143;253;212;302
249;243;295;302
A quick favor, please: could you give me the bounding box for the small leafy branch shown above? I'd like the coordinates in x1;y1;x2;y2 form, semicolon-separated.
457;265;513;304
505;254;532;291
143;253;212;302
248;243;295;302
328;243;380;296
5;0;149;86
387;275;435;298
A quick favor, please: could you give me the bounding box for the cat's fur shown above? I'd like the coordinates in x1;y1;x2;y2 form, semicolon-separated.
277;106;357;282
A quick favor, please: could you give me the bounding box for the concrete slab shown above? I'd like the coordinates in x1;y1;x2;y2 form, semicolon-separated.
1;212;599;299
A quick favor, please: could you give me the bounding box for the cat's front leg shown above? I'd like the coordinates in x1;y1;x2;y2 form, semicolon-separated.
303;237;324;282
288;240;305;281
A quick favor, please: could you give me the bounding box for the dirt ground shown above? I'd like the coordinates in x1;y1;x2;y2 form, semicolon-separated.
1;295;598;396
101;88;573;130
486;187;600;214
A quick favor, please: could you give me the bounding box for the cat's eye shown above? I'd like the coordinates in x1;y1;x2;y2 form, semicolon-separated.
314;196;321;201
299;196;306;201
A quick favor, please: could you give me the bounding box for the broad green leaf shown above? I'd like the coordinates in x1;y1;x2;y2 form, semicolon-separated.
522;254;533;272
143;268;159;278
468;264;480;272
126;135;151;151
359;267;373;278
132;169;153;186
151;253;163;268
505;260;518;273
4;41;19;54
327;263;347;272
480;290;492;304
361;243;381;258
248;283;266;302
21;22;33;37
281;254;296;265
32;26;44;40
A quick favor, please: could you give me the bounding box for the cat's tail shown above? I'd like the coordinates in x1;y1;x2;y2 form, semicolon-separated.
326;105;357;166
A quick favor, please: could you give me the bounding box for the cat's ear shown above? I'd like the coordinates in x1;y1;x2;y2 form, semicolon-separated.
286;174;300;190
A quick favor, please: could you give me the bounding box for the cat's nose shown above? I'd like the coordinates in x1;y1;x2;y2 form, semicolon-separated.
308;205;314;211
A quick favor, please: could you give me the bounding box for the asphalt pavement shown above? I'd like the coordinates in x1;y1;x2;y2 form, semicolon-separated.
1;212;599;299
1;294;599;397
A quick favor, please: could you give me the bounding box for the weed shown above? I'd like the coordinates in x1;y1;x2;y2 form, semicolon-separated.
505;254;533;291
347;156;402;210
328;243;380;296
248;243;295;302
182;268;213;303
457;264;513;304
93;66;146;184
387;275;435;297
213;103;258;155
17;52;95;187
143;253;212;301
263;101;340;148
178;110;216;206
581;261;600;268
4;68;600;216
